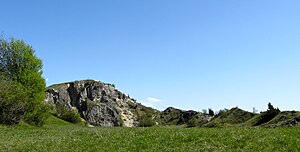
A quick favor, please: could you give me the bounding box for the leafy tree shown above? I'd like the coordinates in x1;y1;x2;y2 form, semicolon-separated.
0;37;48;126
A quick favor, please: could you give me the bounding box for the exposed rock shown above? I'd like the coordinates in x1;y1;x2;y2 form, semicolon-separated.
179;110;199;124
158;107;212;126
159;107;183;125
45;81;211;128
47;80;299;128
283;116;300;127
45;80;138;127
261;111;300;128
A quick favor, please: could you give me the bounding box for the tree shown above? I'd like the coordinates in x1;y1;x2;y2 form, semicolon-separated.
254;102;280;126
267;102;278;113
0;37;48;126
208;108;214;116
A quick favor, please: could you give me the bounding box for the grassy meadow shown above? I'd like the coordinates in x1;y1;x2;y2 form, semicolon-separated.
0;116;299;152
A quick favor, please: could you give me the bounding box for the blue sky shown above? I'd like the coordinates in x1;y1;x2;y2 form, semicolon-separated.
1;0;300;112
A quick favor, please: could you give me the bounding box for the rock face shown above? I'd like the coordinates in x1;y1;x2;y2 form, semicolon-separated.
45;79;213;127
44;80;300;128
158;107;212;126
45;80;138;127
287;116;300;126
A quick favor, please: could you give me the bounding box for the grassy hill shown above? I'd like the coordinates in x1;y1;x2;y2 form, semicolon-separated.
203;107;300;128
262;111;300;128
203;107;257;127
1;115;300;151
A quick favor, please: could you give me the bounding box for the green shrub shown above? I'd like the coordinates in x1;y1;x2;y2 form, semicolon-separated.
138;114;156;127
186;118;197;127
23;103;50;127
55;105;82;124
0;79;28;125
255;103;280;126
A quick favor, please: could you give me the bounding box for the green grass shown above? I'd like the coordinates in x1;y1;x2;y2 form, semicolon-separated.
0;116;300;152
46;83;69;90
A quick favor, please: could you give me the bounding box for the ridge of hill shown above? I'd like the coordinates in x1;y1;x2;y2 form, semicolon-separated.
45;80;300;128
45;80;159;127
203;107;257;127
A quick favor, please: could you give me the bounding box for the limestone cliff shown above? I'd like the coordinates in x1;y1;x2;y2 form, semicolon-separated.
45;80;147;127
44;79;212;128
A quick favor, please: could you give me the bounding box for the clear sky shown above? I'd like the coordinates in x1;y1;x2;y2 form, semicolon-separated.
1;0;300;112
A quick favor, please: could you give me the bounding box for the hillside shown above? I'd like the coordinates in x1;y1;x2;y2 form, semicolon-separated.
45;80;158;127
157;107;212;127
261;111;300;128
203;107;257;127
205;108;300;128
45;80;300;128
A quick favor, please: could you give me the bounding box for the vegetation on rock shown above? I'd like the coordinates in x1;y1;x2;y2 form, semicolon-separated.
53;104;82;124
44;80;300;128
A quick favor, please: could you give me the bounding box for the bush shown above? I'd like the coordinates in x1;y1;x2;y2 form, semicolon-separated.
138;114;156;127
186;118;197;127
55;105;82;124
0;79;28;125
23;103;50;127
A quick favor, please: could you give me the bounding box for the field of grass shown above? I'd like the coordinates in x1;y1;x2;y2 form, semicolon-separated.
0;116;299;152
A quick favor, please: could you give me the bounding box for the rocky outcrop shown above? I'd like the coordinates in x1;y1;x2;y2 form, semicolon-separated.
158;107;212;126
256;111;300;128
44;80;300;128
45;80;138;127
285;116;300;126
45;80;213;128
